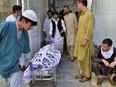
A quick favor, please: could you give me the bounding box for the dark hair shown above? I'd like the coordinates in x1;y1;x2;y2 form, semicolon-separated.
78;0;87;7
102;38;113;46
19;16;37;26
12;5;22;13
53;11;59;15
47;10;53;15
63;5;69;9
59;10;64;15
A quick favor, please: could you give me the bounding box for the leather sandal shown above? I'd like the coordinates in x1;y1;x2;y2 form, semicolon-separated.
97;77;103;85
75;74;84;79
109;79;115;85
79;77;91;82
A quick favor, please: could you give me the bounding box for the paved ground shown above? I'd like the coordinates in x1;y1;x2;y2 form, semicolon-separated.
0;53;114;87
22;53;115;87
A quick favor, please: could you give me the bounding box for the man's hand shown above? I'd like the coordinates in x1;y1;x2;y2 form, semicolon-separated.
102;59;110;67
109;61;116;68
50;38;55;43
81;39;88;47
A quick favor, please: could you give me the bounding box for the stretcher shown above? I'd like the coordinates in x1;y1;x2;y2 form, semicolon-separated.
29;65;59;87
23;44;61;87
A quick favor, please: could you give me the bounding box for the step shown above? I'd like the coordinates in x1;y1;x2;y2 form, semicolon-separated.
91;72;115;87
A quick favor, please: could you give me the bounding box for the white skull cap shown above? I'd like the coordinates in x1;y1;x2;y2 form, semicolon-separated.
22;10;37;25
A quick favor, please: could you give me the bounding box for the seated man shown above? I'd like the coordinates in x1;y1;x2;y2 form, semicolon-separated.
92;38;116;85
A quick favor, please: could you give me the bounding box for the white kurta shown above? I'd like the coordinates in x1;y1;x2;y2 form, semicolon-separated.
49;18;66;54
5;15;20;22
43;17;52;42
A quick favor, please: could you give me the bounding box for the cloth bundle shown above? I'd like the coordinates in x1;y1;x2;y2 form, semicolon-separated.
23;44;61;84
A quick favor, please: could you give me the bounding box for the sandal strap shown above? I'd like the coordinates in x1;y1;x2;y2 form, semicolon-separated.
79;77;90;82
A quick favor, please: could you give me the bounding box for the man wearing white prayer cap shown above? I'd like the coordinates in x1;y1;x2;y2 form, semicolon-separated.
0;10;37;87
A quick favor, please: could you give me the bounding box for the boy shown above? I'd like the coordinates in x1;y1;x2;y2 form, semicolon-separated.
0;10;37;87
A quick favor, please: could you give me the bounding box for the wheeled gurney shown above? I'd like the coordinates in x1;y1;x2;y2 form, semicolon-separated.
23;44;61;87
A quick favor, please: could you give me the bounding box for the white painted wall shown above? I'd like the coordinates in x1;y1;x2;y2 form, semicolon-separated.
22;0;48;62
55;0;77;12
92;0;116;46
0;0;17;21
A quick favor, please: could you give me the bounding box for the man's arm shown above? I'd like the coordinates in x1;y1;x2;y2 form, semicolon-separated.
114;47;116;56
84;13;95;41
92;46;103;63
93;46;110;66
109;47;116;68
81;14;95;47
73;14;78;31
61;20;66;32
0;23;6;38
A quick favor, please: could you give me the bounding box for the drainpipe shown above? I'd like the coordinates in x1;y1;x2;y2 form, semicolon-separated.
87;0;93;11
27;0;29;10
52;0;56;11
16;0;19;5
21;0;25;12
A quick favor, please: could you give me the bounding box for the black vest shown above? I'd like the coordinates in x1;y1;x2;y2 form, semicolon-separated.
51;19;64;38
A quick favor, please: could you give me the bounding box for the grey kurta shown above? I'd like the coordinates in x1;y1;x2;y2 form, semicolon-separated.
64;13;77;46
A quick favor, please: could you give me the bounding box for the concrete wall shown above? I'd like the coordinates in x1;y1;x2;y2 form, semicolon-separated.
55;0;116;46
22;0;49;62
0;0;16;21
0;0;49;69
92;0;116;46
55;0;77;12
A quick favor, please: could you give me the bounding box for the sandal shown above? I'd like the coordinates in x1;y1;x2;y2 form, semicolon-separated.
79;77;91;82
75;74;85;79
109;78;115;85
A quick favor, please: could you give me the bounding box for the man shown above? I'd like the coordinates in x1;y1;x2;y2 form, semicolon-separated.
0;10;37;87
6;5;22;21
92;38;116;85
5;5;26;72
43;10;53;44
49;11;66;54
74;0;95;82
64;5;77;61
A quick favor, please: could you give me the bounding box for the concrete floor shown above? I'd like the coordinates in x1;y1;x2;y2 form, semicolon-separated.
1;52;114;87
26;53;102;87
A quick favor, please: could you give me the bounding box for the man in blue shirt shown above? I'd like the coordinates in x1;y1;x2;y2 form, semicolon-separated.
0;10;37;87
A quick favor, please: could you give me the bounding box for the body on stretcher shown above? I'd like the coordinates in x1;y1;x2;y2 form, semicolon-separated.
23;44;61;86
35;65;57;80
